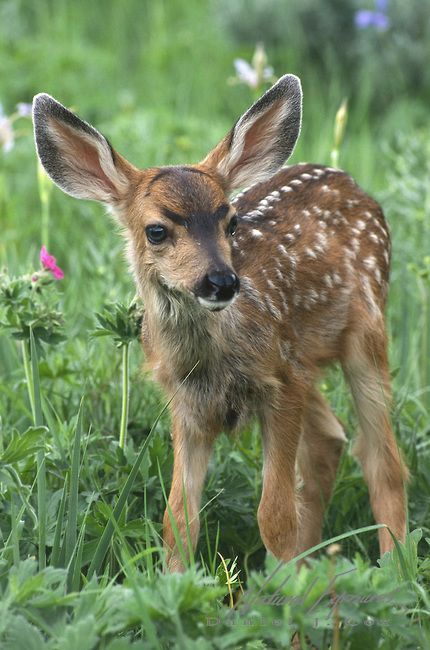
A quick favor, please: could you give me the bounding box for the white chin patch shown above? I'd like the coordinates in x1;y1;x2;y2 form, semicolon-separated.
197;297;234;311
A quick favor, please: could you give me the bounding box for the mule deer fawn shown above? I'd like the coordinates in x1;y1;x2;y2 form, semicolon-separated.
33;75;408;572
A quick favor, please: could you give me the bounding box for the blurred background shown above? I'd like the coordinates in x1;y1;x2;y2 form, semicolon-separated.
1;0;429;568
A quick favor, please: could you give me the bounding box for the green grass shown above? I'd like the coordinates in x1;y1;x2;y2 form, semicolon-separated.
0;1;429;648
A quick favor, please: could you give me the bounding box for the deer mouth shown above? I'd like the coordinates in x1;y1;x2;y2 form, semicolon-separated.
197;296;237;311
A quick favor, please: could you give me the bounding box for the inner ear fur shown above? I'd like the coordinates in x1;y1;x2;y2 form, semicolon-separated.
200;74;302;192
33;93;139;205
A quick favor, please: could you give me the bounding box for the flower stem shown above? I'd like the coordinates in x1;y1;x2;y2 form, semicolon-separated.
11;495;20;566
41;200;50;249
21;340;36;422
119;343;130;450
29;330;46;570
37;161;52;248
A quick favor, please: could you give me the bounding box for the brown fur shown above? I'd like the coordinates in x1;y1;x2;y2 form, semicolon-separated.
124;163;408;569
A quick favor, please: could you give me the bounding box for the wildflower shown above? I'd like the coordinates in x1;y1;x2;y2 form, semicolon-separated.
326;543;342;557
355;0;390;31
230;43;275;90
0;103;14;153
40;245;64;280
16;102;33;118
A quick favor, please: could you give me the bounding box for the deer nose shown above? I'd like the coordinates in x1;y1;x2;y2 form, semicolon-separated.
207;271;239;293
200;270;240;303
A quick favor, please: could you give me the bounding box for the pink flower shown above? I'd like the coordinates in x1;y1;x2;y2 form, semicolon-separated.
40;245;64;280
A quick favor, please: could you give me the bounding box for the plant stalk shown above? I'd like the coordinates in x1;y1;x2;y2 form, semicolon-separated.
30;329;46;570
21;340;36;422
119;343;130;450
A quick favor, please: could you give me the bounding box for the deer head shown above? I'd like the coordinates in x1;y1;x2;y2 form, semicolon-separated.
33;75;302;310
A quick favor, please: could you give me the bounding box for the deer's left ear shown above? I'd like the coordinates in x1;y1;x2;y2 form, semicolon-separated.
201;74;302;192
32;93;139;206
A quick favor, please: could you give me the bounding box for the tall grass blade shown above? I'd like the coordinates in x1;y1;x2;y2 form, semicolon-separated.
241;523;387;613
51;475;68;567
70;522;86;592
65;400;83;566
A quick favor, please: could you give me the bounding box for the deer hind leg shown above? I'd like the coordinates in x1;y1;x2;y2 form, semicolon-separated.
342;327;409;556
296;389;346;555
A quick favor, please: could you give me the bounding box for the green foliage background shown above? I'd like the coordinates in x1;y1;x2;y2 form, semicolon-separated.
0;1;429;648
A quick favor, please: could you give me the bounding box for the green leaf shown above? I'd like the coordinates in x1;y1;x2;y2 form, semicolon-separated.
2;615;46;650
0;427;47;465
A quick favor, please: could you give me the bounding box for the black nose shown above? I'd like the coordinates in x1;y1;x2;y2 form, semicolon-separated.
202;270;240;302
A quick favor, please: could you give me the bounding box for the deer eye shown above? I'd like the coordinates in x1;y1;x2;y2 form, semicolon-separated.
145;224;168;244
227;216;238;237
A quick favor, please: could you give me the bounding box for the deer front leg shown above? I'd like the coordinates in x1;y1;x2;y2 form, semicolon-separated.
258;390;304;562
163;421;214;572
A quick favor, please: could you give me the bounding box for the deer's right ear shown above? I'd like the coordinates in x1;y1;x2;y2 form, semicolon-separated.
32;94;139;206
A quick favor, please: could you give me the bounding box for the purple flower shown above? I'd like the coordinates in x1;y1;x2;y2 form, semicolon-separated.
16;102;32;118
375;0;388;11
355;1;390;31
0;103;14;154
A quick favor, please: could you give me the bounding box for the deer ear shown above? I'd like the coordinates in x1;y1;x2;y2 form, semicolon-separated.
201;74;302;192
32;93;138;205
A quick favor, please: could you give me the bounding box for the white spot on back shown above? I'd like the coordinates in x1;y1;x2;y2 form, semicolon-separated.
251;229;263;238
363;256;377;270
305;247;317;259
324;273;333;288
351;238;360;253
347;199;360;208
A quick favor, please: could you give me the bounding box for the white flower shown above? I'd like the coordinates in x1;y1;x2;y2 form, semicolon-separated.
231;44;275;90
234;59;259;88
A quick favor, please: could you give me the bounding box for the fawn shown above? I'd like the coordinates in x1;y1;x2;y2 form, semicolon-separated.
33;75;408;572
